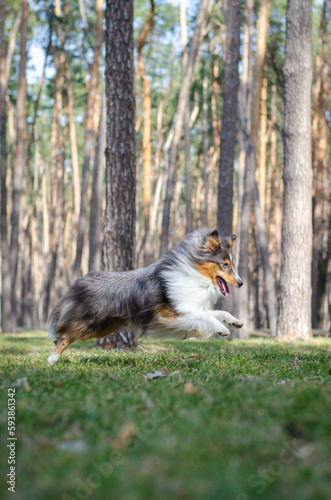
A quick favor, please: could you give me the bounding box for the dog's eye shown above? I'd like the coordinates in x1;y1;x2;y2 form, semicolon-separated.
222;263;229;269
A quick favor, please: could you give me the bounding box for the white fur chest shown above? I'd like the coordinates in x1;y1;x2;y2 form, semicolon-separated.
162;266;221;313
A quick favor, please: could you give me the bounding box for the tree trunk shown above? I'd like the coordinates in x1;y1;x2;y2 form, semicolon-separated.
137;0;154;265
73;0;103;278
235;0;253;265
311;0;328;328
64;53;80;225
44;16;65;321
277;0;313;339
258;76;268;215
180;0;193;235
10;0;29;332
99;0;137;350
266;83;280;280
253;182;277;335
89;91;106;271
0;0;13;332
217;0;241;236
237;0;270;336
202;55;210;226
160;0;213;255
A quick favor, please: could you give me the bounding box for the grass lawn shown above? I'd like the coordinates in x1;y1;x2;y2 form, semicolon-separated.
1;332;331;500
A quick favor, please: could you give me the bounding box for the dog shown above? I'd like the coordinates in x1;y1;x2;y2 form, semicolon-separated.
47;228;244;365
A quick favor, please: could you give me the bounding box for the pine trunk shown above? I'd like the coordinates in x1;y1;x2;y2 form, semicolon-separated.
89;91;106;271
311;0;328;328
0;0;13;332
137;0;154;265
10;0;29;332
277;0;313;339
237;0;270;336
100;0;137;350
73;0;103;278
180;0;193;235
160;0;213;255
217;0;241;236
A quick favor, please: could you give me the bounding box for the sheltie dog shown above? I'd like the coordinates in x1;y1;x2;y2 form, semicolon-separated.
47;228;244;365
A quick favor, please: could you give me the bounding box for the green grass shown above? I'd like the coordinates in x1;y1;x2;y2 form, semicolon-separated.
1;332;331;500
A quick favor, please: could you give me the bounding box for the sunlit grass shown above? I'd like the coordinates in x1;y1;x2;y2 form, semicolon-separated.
1;332;331;500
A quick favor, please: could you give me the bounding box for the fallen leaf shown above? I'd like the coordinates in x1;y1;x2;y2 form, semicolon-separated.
113;422;136;450
57;440;87;453
144;370;168;380
184;383;198;394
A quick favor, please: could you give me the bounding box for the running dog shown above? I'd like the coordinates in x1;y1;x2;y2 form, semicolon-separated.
48;228;244;365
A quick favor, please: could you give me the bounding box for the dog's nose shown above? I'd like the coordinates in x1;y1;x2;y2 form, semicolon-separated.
237;280;244;288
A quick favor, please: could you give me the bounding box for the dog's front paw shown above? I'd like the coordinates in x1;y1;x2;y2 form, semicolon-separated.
228;319;244;329
216;324;230;337
217;331;230;337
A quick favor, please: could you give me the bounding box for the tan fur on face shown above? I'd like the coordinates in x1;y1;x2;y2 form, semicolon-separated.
195;262;238;287
195;262;218;284
218;270;237;286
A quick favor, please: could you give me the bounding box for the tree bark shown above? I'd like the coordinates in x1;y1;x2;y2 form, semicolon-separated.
10;0;29;332
160;0;213;255
202;54;210;226
237;0;270;336
277;0;313;339
64;53;80;225
266;83;281;280
258;76;268;215
137;0;155;264
73;0;103;278
44;11;65;321
0;0;13;332
99;0;137;350
235;0;253;266
180;0;193;235
217;0;241;236
311;0;328;328
89;91;106;271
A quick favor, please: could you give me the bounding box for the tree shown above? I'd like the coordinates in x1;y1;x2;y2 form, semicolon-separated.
0;0;18;332
73;0;103;279
10;0;29;332
137;0;155;265
160;0;213;255
99;0;137;350
89;91;106;272
277;0;313;339
311;0;329;328
237;0;277;338
217;0;241;236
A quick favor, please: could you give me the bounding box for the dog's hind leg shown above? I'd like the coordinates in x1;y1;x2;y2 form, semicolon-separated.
47;337;73;366
210;310;244;329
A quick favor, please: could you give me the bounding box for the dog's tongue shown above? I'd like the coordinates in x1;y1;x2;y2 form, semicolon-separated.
217;277;230;296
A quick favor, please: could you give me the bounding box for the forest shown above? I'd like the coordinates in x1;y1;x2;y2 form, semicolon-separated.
0;0;330;339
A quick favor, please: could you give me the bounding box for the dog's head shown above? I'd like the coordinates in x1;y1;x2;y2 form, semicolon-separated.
195;229;243;297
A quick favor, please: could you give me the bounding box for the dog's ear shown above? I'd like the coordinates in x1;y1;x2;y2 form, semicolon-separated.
203;229;222;252
226;234;236;249
209;229;220;240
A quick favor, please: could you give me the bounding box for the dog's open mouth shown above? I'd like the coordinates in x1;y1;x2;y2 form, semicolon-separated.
217;276;230;296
